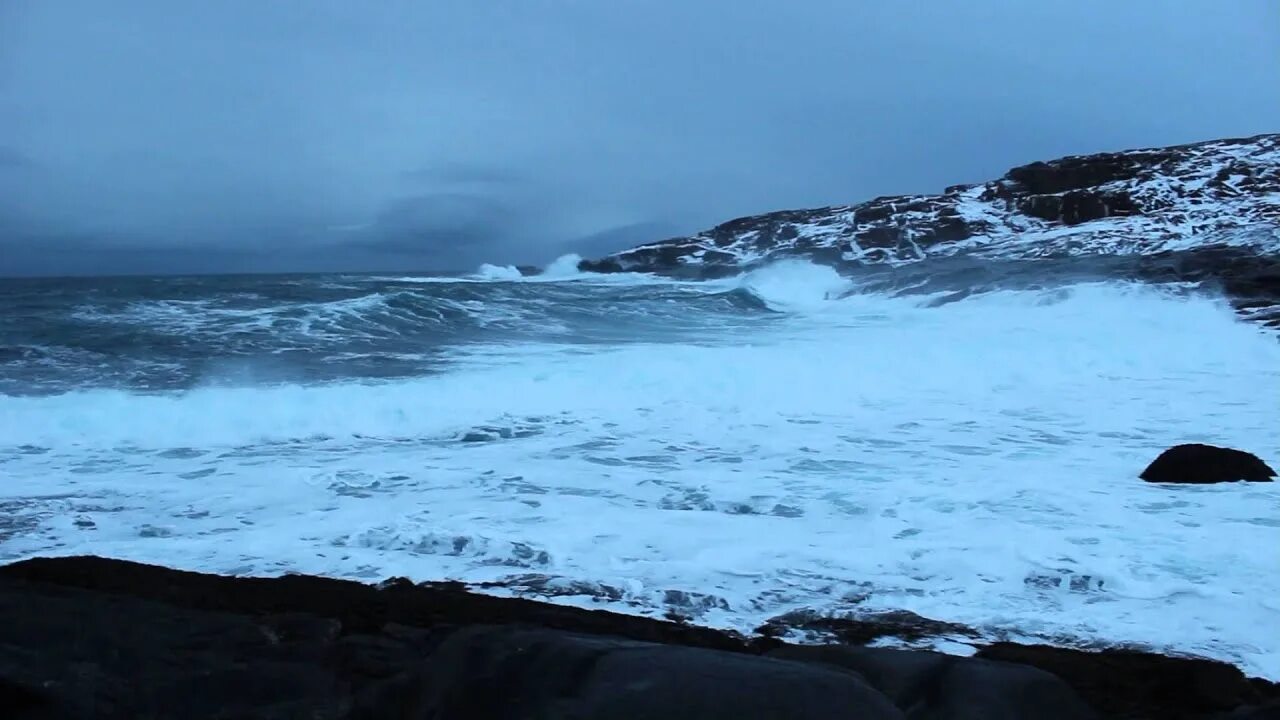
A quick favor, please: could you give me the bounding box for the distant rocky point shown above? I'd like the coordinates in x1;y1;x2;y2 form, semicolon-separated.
580;134;1280;327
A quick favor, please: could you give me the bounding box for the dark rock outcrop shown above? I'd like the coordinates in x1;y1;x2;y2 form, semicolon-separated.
1217;700;1280;719
1134;246;1280;328
1140;444;1276;484
979;643;1279;720
2;555;1278;719
772;645;1098;720
578;133;1280;327
757;609;981;646
397;625;904;720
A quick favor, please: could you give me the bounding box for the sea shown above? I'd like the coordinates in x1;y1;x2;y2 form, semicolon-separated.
1;253;1278;677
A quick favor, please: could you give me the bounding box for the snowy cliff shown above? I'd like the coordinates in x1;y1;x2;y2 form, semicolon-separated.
580;134;1280;325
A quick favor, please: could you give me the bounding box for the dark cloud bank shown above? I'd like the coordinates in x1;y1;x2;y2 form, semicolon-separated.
1;0;1277;276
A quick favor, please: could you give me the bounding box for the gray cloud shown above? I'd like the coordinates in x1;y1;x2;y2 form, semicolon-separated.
1;0;1278;276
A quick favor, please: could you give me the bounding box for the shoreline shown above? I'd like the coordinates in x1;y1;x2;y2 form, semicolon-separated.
3;554;1277;719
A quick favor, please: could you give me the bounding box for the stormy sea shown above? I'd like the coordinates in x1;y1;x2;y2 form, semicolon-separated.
2;254;1278;678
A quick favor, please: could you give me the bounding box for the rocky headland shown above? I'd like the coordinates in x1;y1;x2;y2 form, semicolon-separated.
580;134;1280;328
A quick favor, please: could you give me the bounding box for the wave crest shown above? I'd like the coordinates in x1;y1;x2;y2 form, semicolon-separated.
736;259;853;312
474;264;524;281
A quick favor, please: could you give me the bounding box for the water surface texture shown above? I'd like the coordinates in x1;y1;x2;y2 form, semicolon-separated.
2;258;1278;677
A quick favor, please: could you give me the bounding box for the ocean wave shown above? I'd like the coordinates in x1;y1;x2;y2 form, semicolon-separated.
2;254;1262;398
733;259;854;312
3;269;1278;677
66;288;577;343
474;263;525;281
1;277;1269;449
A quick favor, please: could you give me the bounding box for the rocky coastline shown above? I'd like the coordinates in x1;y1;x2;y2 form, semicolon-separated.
579;134;1280;329
3;555;1278;719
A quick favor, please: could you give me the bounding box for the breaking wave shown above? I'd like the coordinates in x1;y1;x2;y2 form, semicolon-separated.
2;252;1279;678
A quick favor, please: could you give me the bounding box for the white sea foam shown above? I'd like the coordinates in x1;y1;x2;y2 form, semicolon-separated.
736;258;854;311
474;264;524;281
2;270;1278;677
369;255;661;286
540;253;587;278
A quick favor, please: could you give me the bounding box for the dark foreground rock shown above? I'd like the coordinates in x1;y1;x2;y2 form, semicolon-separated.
1140;444;1276;484
979;643;1280;720
1;556;1277;719
758;608;981;646
770;645;1097;720
1218;700;1280;719
392;625;903;719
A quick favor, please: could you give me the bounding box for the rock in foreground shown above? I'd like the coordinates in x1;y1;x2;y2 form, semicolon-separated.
404;625;903;719
2;555;1278;719
1140;444;1276;484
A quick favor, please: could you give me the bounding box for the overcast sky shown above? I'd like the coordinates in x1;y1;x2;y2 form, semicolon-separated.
2;1;1277;276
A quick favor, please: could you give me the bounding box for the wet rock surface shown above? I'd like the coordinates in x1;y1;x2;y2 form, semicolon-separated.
395;625;903;720
771;645;1099;720
757;609;982;646
1140;444;1276;484
2;555;1277;719
978;643;1280;720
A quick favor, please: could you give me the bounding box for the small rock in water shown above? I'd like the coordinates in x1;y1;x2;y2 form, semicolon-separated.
1139;444;1275;484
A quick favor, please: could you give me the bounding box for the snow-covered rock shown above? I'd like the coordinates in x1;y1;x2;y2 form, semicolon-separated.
582;134;1280;274
581;133;1280;326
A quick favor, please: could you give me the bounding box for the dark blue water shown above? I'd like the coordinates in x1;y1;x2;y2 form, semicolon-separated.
0;254;1213;397
0;271;783;396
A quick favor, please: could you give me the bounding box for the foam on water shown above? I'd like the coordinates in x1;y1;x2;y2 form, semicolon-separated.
541;253;587;278
735;259;854;312
474;264;524;281
2;269;1279;677
369;255;675;287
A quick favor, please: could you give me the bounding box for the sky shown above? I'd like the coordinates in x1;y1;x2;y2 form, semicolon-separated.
1;1;1277;276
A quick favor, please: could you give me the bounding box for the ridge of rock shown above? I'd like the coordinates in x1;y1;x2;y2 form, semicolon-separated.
3;555;1280;719
580;133;1280;281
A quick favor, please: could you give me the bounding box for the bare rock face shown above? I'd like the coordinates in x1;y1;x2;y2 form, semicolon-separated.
1140;444;1276;484
579;134;1280;326
770;645;1099;720
400;625;905;720
2;556;1280;719
978;643;1279;720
